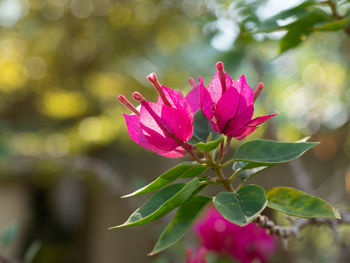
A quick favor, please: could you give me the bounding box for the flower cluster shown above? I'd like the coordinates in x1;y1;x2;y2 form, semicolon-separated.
118;73;195;158
193;206;277;263
199;62;276;140
119;62;276;158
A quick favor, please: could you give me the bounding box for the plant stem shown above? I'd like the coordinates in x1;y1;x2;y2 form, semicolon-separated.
204;150;234;191
327;0;341;19
182;143;204;163
229;168;242;183
216;140;225;164
324;0;350;37
213;166;234;192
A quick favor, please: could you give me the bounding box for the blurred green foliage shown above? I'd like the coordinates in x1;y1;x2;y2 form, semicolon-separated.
0;222;18;249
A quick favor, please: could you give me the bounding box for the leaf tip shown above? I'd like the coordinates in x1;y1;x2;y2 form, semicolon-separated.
148;246;163;256
333;208;341;220
108;223;127;230
121;190;141;198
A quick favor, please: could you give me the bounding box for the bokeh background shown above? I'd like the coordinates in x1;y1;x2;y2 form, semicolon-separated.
0;0;350;262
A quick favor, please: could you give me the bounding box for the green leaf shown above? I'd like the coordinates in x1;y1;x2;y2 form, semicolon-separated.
232;161;269;181
240;167;268;180
213;185;267;226
279;9;331;53
193;135;224;152
149;195;211;255
267;187;341;219
257;0;316;33
298;136;311;142
191;183;208;197
181;165;208;178
313;17;350;31
111;178;199;228
233;139;318;166
279;26;307;53
233;161;265;170
188;109;212;144
122;163;207;198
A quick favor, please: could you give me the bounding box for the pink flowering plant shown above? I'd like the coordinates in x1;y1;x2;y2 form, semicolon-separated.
112;62;340;256
192;206;277;262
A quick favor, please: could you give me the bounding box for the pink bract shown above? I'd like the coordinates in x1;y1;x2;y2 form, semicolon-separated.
198;62;277;140
121;77;197;158
194;206;277;263
185;247;208;263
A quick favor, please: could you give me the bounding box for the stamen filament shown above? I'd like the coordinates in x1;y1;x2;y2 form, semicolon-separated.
216;61;226;93
254;82;264;103
118;95;140;116
147;73;171;107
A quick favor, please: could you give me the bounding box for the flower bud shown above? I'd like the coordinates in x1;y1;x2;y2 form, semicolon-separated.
254;82;264;103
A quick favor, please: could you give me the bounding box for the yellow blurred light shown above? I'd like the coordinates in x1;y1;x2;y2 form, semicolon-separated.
156;29;181;52
71;38;96;62
164;70;187;87
28;0;45;9
24;56;47;80
93;0;111;16
0;60;27;91
11;132;44;156
41;0;65;21
302;64;326;84
277;124;301;141
34;25;65;54
134;1;158;25
86;72;126;100
79;117;103;141
99;115;122;142
46;133;70;157
0;39;26;61
108;4;133;27
155;18;191;52
324;63;345;93
41;90;87;118
70;0;93;19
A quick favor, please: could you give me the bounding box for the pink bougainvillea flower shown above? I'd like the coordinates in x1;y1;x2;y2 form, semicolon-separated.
199;62;277;140
185;247;208;263
118;73;196;158
185;77;201;113
194;206;277;263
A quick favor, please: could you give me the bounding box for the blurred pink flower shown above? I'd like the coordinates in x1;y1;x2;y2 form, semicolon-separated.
198;62;277;140
119;73;196;158
194;206;277;263
186;247;208;263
